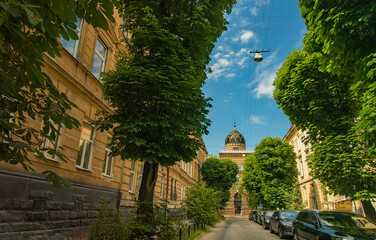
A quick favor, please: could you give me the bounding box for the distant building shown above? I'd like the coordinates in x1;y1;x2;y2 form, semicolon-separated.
0;11;206;240
283;125;365;214
219;123;253;215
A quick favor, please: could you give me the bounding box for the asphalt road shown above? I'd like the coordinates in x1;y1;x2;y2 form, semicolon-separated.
198;216;283;240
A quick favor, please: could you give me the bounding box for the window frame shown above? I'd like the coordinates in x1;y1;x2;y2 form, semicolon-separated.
102;147;114;177
43;120;64;162
76;121;95;171
91;37;108;82
61;18;83;58
160;175;165;198
129;160;136;192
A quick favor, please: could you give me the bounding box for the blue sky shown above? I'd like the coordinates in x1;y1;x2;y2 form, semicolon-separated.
202;0;307;156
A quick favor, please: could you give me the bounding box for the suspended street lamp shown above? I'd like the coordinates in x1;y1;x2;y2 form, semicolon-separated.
250;49;270;63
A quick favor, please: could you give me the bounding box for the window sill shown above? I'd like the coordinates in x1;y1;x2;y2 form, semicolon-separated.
102;173;114;179
76;166;92;172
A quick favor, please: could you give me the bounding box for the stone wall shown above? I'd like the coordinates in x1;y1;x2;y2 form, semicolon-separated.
0;171;118;240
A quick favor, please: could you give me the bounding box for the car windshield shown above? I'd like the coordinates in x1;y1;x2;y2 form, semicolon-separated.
319;212;376;229
280;211;298;220
265;211;274;217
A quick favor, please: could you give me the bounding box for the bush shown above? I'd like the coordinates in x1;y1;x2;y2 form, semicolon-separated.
182;183;222;226
88;199;181;240
88;199;127;240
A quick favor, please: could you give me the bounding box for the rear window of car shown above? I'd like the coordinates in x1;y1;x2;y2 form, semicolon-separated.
265;211;274;217
280;211;298;220
319;212;376;229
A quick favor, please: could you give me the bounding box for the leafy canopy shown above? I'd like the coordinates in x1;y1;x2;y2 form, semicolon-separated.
0;0;117;188
299;0;376;155
95;0;236;166
201;157;238;208
242;137;299;209
274;0;376;200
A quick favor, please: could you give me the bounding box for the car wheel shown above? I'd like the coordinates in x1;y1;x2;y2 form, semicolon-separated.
278;227;284;239
293;231;299;240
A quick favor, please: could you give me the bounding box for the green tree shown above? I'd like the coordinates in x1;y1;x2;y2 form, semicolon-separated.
274;50;376;219
94;0;236;225
182;183;222;226
242;137;299;209
201;157;238;208
0;0;117;187
299;0;376;155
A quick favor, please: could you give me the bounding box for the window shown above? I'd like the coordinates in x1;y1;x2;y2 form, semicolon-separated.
129;161;135;192
303;187;307;202
76;122;95;170
43;120;63;161
300;160;304;178
92;38;107;81
61;18;83;57
181;185;184;200
174;180;177;201
297;136;301;151
137;164;144;192
160;175;165;198
170;178;174;200
102;136;113;177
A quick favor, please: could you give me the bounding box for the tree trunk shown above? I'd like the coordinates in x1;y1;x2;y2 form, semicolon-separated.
137;162;159;223
361;200;376;222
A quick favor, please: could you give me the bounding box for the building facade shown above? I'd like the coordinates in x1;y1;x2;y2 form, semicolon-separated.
0;12;206;240
283;125;365;214
219;124;253;215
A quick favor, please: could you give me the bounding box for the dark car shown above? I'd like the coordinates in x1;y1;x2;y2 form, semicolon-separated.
293;209;376;240
254;210;261;222
257;211;265;225
270;210;298;239
250;210;258;221
262;210;275;229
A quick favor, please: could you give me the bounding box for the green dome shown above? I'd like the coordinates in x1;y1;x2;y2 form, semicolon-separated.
225;128;245;145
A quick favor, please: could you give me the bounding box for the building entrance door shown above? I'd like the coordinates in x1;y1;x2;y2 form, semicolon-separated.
234;193;242;214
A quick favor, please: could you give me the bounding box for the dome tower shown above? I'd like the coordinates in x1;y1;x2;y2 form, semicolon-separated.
225;122;246;151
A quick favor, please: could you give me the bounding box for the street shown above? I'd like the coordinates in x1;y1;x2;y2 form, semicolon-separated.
198;216;283;240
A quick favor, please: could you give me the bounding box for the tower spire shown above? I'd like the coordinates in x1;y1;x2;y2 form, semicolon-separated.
234;120;236;129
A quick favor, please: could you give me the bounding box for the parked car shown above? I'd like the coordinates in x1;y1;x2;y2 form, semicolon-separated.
254;210;260;222
293;209;376;240
250;210;258;221
270;210;299;239
262;210;275;229
257;211;265;225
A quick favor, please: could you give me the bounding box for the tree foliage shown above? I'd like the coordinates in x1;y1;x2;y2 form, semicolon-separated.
242;137;299;209
182;183;222;226
299;0;376;155
0;0;117;187
201;157;238;208
94;0;236;218
274;0;376;202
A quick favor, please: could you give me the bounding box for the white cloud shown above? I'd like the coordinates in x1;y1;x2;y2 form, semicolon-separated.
250;115;264;125
232;30;256;44
225;73;236;78
251;51;282;99
238;56;248;68
235;48;248;57
213;53;221;59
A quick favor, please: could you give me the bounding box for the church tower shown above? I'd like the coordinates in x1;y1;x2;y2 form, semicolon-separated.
219;122;253;215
